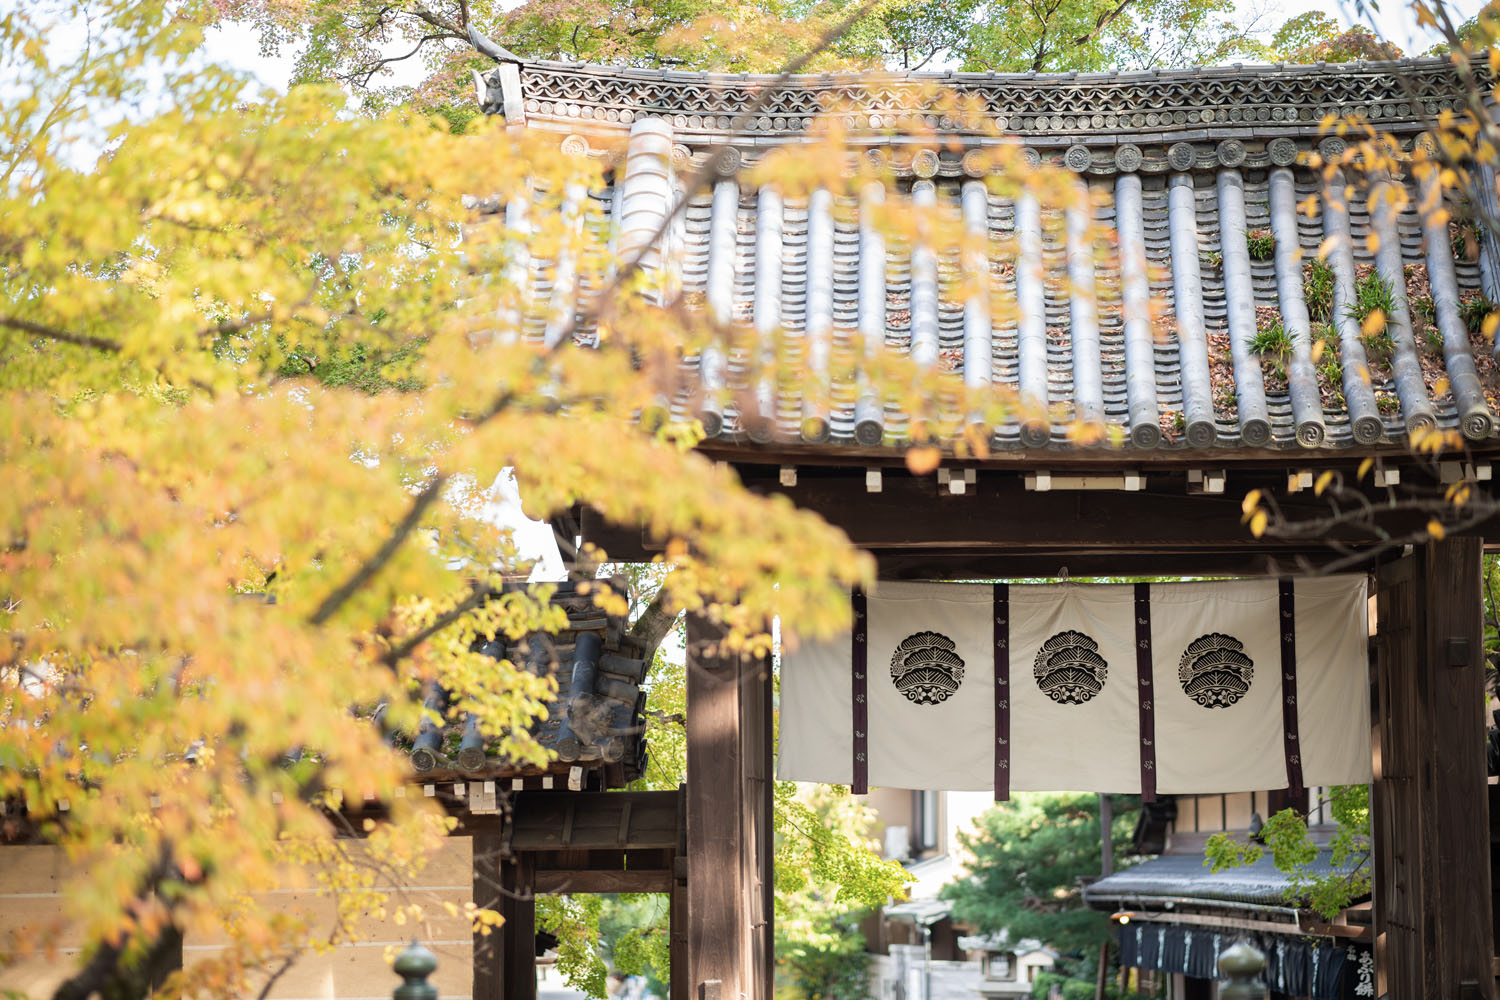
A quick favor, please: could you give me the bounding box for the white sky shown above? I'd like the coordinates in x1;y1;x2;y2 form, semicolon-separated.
196;0;1489;92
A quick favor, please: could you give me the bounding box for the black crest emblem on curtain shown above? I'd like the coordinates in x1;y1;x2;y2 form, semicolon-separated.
1178;633;1254;707
889;631;965;705
1033;630;1108;705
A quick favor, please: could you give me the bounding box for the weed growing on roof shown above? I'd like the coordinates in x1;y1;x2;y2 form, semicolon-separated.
1348;270;1396;364
1312;323;1342;388
1302;259;1334;324
1250;315;1294;380
1452;218;1483;263
1410;293;1436;327
1376;392;1400;415
1460;292;1494;335
1202;250;1223;272
1363;328;1397;364
1246;229;1275;261
1409;292;1442;354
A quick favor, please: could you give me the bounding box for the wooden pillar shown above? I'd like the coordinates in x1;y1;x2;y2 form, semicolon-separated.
474;827;503;1000
501;852;537;1000
474;827;537;1000
671;783;689;1000
685;614;773;1000
1373;538;1494;999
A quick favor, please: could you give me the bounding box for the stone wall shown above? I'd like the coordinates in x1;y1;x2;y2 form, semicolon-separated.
0;841;476;1000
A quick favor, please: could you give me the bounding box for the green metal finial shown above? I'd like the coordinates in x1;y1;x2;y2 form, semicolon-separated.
394;940;438;1000
1218;940;1268;1000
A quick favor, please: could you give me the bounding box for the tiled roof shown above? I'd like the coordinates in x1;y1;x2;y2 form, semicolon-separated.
1082;849;1362;908
407;581;649;789
479;58;1500;454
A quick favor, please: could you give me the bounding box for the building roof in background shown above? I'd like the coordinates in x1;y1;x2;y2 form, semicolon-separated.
495;58;1474;145
1082;849;1364;909
957;933;1058;959
406;580;650;792
480;57;1500;457
884;898;954;925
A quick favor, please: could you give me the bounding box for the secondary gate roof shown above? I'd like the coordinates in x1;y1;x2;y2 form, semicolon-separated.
477;56;1500;456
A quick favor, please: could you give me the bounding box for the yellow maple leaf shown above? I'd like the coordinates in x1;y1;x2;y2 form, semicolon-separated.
905;445;941;476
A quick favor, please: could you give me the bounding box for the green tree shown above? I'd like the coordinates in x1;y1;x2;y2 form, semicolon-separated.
1267;12;1405;62
941;794;1137;959
957;0;1267;74
774;786;890;1000
219;0;1294;108
1204;786;1372;922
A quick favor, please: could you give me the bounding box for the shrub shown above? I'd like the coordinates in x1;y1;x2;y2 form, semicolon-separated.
1031;971;1067;1000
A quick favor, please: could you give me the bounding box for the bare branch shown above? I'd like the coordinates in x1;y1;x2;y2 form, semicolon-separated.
255;952;301;1000
356;34;446;87
315;0;886;635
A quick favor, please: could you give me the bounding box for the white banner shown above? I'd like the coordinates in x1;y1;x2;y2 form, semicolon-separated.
777;577;1371;796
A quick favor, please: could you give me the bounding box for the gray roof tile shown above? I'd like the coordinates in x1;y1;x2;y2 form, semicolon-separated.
487;59;1500;453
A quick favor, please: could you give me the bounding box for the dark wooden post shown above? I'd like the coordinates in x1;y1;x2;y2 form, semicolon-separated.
474;826;503;1000
685;613;773;1000
671;783;690;1000
501;852;537;1000
1373;538;1494;1000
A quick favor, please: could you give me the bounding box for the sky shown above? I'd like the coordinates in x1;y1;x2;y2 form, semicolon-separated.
194;0;1489;92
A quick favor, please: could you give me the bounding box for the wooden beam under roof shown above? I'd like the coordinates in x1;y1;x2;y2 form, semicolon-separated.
695;439;1500;471
869;549;1378;579
582;466;1495;572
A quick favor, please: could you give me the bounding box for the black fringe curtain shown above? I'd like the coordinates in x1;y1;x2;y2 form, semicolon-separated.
1115;923;1373;999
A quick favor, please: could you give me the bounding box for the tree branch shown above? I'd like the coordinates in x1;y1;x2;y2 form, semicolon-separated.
379;581;490;669
1072;0;1141;51
629;585;678;665
576;0;888;338
409;4;468;39
318;0;886;638
1;316;122;352
355;34;446;87
308;474;448;626
51;843;179;1000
